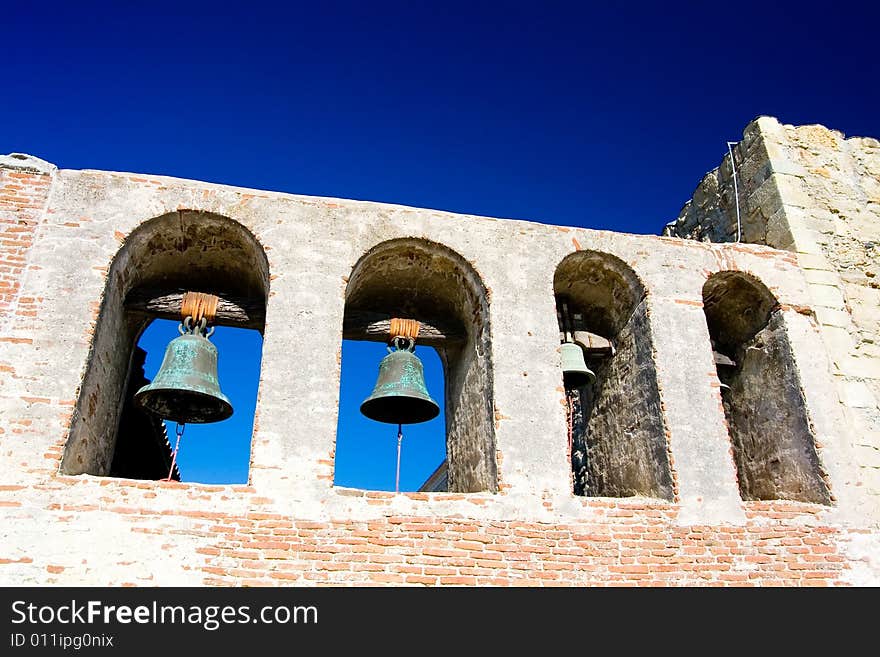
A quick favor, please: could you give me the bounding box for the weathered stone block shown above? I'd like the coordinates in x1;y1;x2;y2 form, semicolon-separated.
774;173;816;209
809;283;847;309
804;268;842;286
838;355;880;380
820;324;856;360
841;381;878;408
814;306;852;328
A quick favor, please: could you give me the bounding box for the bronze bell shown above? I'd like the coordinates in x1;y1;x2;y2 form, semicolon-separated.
561;341;596;388
361;337;440;424
134;319;233;424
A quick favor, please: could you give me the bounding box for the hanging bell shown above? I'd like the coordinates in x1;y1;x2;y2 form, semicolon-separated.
361;337;440;424
561;341;596;388
134;318;233;424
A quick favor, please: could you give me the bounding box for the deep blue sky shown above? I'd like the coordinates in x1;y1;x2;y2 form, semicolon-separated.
6;2;877;486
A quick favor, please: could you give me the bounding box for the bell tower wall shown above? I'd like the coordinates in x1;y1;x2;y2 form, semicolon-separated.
0;120;878;586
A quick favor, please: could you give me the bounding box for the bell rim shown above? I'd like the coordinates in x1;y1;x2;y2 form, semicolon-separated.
562;370;597;387
562;374;596;388
360;395;441;425
134;387;234;424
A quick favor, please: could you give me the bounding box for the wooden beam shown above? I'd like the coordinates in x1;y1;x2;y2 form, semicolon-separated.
124;289;264;330
713;350;737;367
568;330;613;355
343;311;466;347
124;291;467;346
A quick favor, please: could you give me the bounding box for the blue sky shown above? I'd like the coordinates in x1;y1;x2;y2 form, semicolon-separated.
6;2;877;487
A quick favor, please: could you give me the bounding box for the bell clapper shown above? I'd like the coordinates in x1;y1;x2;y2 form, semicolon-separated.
395;423;403;494
165;422;185;482
566;388;576;493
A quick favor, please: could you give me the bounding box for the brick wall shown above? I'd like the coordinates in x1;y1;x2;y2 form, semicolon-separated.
0;479;853;587
0;134;878;587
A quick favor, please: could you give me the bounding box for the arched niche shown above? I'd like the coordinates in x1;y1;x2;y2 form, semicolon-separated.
703;271;830;503
61;210;269;477
554;250;673;500
342;238;496;493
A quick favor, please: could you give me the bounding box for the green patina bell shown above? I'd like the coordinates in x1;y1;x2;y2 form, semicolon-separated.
361;338;440;425
134;321;233;424
561;341;596;388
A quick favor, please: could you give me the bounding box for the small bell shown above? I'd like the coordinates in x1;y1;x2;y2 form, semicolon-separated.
361;337;440;425
134;318;233;424
561;341;596;388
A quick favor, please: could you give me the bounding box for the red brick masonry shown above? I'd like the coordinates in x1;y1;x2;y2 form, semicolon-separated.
0;478;852;587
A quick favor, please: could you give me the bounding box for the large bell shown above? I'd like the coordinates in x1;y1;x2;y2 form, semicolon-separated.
361;339;440;425
134;327;233;424
561;342;596;388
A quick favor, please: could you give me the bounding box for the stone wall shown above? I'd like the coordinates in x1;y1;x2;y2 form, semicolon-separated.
1;134;878;586
666;117;880;517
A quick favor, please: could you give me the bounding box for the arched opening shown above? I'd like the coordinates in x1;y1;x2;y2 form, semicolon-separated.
334;340;446;491
554;250;673;500
335;238;496;493
61;210;269;483
703;272;830;503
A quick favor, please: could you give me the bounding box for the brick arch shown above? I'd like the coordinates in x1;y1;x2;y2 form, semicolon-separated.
554;249;673;500
343;237;496;493
60;210;269;477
